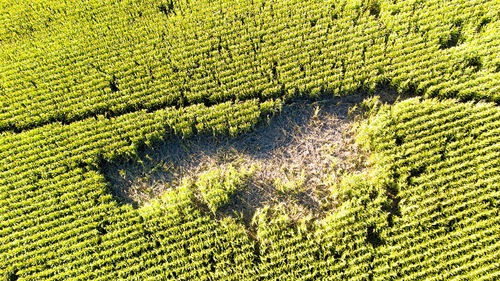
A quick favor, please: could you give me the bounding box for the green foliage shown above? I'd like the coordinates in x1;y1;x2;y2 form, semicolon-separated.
0;0;499;280
273;169;306;195
367;0;381;18
1;0;499;133
196;165;256;213
2;266;18;281
439;27;463;49
359;98;500;280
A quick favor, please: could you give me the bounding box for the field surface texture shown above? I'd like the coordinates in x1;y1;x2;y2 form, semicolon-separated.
0;0;499;280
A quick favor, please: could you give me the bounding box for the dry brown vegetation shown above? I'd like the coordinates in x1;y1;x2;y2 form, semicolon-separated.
103;92;403;228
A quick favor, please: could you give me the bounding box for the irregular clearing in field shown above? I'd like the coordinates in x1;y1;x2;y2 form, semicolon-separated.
102;90;405;229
